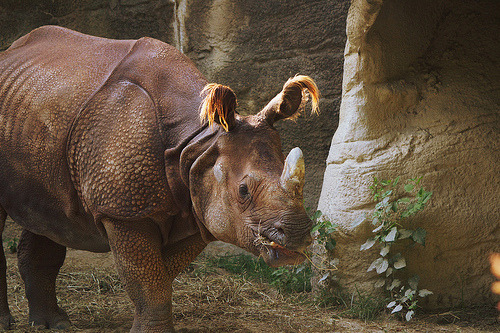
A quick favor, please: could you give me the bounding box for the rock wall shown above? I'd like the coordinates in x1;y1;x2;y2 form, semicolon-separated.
0;0;349;208
176;0;350;209
318;0;500;308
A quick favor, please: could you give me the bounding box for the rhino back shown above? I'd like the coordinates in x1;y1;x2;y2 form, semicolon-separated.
68;37;208;246
0;26;135;250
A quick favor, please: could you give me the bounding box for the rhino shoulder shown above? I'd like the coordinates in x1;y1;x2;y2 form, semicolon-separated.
68;79;176;221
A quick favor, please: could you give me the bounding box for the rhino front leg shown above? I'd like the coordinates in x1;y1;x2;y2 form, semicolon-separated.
103;218;207;333
103;218;176;333
0;207;15;329
17;229;70;329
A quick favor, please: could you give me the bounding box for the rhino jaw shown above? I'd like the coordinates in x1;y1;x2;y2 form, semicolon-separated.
252;229;312;267
262;242;307;267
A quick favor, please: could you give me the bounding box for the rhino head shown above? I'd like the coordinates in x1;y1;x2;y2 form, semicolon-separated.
185;76;319;267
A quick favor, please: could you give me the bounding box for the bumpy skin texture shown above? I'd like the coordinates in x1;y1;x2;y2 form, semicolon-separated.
0;26;314;332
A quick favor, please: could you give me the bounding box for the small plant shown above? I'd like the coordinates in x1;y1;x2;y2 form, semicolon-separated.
310;210;336;252
347;287;388;321
5;237;18;253
360;176;433;321
206;254;312;293
307;208;338;284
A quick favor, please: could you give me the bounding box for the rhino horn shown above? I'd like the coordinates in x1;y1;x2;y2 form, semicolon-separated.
280;147;305;196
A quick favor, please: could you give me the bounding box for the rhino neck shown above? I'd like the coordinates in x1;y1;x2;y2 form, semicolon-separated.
185;126;224;243
163;124;221;243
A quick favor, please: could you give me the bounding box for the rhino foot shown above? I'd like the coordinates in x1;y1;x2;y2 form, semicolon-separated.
0;313;15;330
28;307;70;330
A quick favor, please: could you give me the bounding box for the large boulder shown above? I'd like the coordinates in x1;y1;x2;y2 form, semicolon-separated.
318;0;499;308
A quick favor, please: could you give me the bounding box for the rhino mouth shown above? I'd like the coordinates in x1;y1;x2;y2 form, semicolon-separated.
252;231;306;267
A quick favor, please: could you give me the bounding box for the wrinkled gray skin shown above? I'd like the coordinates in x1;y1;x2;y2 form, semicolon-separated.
0;26;314;332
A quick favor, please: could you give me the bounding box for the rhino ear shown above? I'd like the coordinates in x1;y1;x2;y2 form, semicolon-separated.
258;75;320;124
200;83;237;132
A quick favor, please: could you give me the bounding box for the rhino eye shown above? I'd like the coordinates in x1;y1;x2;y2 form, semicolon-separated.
238;184;250;198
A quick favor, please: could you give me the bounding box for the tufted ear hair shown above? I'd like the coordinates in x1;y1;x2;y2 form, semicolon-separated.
200;83;237;132
258;75;320;124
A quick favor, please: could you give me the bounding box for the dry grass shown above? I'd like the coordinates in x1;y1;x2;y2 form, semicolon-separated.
2;220;499;332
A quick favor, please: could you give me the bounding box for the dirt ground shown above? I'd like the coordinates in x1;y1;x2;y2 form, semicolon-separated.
2;220;499;333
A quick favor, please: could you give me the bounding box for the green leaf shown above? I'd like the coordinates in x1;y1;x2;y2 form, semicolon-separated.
408;275;420;290
385;227;398;242
311;224;321;233
380;245;390;257
373;224;384;233
401;208;411;218
393;176;400;186
368;258;388;273
411;203;423;214
388;279;401;291
421;191;433;204
418;289;433;297
412;227;427;245
405;288;416;298
393;256;406;269
404;184;415;192
319;272;330;283
391;252;402;263
398;197;411;204
352;214;367;228
418;187;425;196
391;304;403;314
398;229;412;239
375;196;390;210
374;279;386;288
366;258;380;272
376;259;389;274
325;239;336;251
360;239;376;251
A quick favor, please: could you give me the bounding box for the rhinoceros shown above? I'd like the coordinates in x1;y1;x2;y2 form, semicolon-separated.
0;26;319;332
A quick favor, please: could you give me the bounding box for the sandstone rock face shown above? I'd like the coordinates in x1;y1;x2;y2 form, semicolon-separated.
0;0;349;208
318;0;500;308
